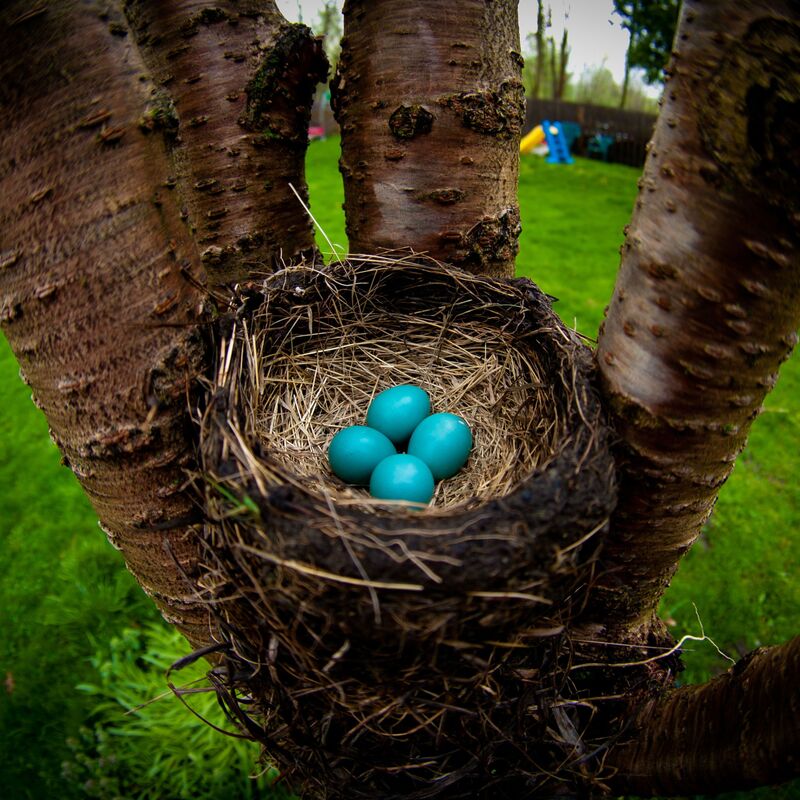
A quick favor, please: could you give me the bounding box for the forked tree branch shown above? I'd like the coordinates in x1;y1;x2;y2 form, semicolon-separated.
124;0;328;286
0;0;323;646
593;0;800;630
0;0;210;643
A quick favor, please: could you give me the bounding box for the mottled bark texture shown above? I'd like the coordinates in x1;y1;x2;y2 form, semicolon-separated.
124;0;328;286
0;0;209;642
609;636;800;795
331;0;524;277
0;0;322;646
594;0;800;628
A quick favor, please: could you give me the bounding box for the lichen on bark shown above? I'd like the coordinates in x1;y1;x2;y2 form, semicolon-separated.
123;0;328;286
387;104;434;139
332;0;523;277
700;18;800;212
439;81;525;138
242;22;327;143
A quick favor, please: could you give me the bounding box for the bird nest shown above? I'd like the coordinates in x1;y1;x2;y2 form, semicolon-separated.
196;255;618;798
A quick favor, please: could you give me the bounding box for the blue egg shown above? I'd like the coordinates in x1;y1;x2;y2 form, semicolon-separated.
328;425;396;485
366;384;431;445
408;413;472;480
369;454;435;506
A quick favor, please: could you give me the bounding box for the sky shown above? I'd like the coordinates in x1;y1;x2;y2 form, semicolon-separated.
275;0;649;90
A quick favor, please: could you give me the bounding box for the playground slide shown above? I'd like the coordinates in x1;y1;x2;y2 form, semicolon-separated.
520;124;545;154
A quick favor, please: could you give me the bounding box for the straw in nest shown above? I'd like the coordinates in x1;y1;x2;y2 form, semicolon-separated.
194;255;625;798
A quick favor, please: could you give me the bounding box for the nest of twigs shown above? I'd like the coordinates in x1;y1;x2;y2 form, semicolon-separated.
196;255;619;798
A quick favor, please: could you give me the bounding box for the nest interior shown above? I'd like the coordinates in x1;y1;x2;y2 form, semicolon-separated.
197;256;622;798
252;265;561;513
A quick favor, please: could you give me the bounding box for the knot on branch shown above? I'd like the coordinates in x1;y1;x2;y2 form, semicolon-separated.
388;104;434;140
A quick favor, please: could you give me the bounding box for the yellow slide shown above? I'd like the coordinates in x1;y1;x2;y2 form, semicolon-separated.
520;124;545;154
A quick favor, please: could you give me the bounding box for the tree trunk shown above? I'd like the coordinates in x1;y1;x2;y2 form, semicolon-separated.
332;0;524;277
532;0;546;100
123;0;327;287
608;636;800;796
593;0;800;630
620;53;630;109
557;28;569;100
0;0;323;644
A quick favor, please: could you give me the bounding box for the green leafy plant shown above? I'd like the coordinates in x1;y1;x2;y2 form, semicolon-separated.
64;621;295;800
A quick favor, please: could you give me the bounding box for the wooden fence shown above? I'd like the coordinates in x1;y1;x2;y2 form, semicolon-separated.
525;99;657;168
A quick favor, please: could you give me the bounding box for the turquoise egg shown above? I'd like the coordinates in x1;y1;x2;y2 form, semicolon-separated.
328;425;396;485
366;384;431;445
369;454;435;506
408;413;472;480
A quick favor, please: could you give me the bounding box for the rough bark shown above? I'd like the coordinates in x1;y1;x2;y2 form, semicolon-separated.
331;0;524;277
0;0;209;642
123;0;328;286
593;0;800;628
0;0;321;645
608;636;800;795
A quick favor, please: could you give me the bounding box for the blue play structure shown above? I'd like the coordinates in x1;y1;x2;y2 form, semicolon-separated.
586;133;615;161
542;119;574;165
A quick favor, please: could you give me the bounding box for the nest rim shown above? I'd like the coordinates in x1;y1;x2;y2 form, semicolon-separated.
204;254;612;524
193;254;622;799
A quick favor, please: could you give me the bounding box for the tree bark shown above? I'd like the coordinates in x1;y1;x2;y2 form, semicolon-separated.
0;0;322;645
608;636;800;795
593;0;800;629
331;0;524;277
123;0;327;286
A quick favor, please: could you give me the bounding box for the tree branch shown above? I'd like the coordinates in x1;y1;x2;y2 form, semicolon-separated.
608;636;800;795
332;0;524;276
0;0;212;643
593;0;800;629
0;0;326;646
124;0;328;286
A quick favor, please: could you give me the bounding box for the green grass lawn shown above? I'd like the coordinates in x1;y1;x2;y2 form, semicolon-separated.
512;152;800;692
0;337;153;797
1;135;796;799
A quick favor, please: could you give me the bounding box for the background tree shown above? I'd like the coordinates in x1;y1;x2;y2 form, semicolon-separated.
529;0;548;99
309;1;342;134
312;0;342;73
523;2;571;101
0;0;798;797
548;18;571;100
615;0;681;108
573;62;622;106
572;63;658;111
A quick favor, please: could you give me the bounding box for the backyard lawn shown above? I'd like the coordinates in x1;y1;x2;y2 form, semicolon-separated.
1;135;796;799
